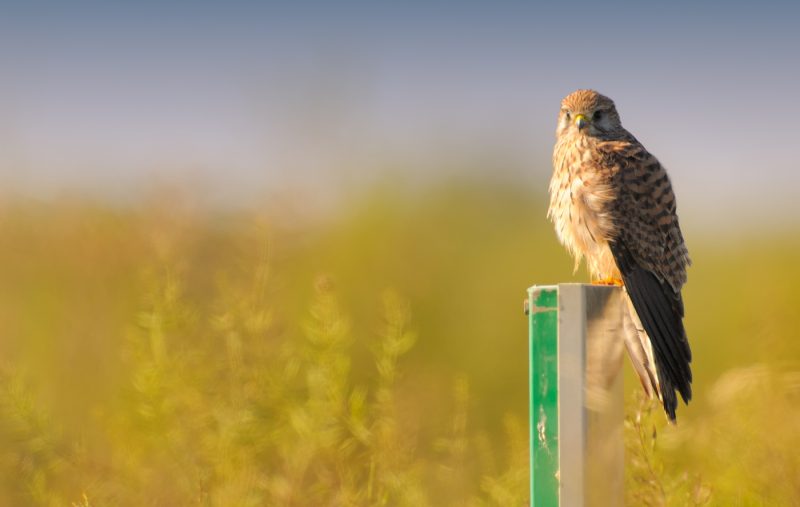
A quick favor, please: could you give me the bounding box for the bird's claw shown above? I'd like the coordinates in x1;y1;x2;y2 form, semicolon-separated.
592;277;624;287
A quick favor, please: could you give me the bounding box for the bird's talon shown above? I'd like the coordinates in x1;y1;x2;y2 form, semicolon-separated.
592;277;624;287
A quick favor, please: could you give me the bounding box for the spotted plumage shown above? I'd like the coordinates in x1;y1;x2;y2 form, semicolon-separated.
548;89;692;421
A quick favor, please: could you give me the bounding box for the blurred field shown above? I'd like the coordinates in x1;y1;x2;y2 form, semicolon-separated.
0;181;798;506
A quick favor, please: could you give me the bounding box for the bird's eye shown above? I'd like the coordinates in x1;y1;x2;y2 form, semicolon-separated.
592;110;603;121
564;110;571;120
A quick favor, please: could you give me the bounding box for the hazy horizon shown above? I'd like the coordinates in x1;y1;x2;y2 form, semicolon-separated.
2;1;799;228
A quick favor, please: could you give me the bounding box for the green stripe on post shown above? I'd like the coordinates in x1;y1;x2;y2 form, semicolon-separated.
528;285;559;507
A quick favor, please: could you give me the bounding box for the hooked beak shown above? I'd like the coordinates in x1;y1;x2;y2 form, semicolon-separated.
574;114;587;130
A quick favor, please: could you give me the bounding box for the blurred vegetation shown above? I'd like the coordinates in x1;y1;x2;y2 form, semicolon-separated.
0;181;798;505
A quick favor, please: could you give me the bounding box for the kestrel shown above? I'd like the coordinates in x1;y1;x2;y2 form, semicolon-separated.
548;89;692;421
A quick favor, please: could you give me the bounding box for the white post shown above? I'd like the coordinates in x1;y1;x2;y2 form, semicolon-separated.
557;284;625;507
528;284;625;506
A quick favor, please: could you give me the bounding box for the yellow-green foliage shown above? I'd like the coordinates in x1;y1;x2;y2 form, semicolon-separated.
0;182;798;505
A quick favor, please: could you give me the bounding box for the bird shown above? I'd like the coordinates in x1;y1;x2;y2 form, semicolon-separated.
548;89;692;421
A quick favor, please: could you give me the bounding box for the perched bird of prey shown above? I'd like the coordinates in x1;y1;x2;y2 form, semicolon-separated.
548;89;692;421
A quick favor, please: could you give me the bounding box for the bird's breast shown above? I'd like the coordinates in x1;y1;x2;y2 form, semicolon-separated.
549;142;618;278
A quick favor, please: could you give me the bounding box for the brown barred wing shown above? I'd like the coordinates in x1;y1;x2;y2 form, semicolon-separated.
602;140;692;420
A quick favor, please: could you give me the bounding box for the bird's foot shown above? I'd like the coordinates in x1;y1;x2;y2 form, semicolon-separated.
592;277;623;287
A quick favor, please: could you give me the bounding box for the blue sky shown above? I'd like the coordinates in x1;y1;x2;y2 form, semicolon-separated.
1;1;799;225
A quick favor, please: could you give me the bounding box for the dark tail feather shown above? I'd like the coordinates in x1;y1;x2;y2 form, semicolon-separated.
610;241;692;421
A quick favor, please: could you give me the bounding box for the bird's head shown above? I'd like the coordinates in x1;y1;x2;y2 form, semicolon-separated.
557;89;622;139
